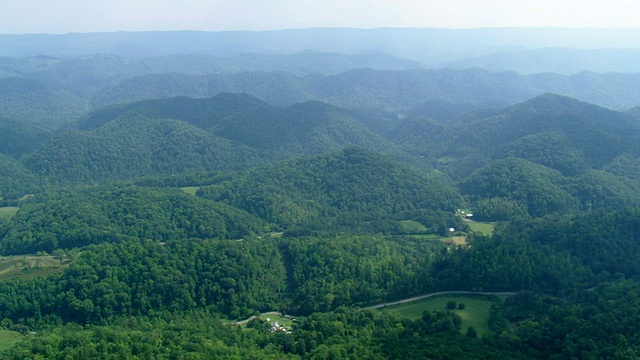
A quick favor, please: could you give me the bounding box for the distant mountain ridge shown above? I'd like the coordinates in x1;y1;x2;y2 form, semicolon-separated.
92;68;640;112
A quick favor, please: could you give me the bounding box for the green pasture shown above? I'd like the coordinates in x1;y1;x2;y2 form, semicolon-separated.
383;295;494;337
0;329;23;352
180;187;199;195
0;255;68;281
467;221;495;236
0;207;19;221
399;220;428;233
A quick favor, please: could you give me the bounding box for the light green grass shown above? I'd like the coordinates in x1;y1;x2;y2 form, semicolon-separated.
258;313;294;329
0;207;19;221
384;295;493;337
399;220;428;233
0;255;68;282
467;221;495;236
0;329;23;352
180;187;199;195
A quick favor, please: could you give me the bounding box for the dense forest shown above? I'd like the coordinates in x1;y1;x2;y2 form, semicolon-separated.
2;29;640;358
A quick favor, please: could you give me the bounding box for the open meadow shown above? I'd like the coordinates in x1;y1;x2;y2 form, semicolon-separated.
0;330;22;352
382;295;496;337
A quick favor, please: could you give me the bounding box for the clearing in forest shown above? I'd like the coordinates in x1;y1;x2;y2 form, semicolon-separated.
0;255;69;281
0;329;23;352
382;295;495;337
0;207;18;221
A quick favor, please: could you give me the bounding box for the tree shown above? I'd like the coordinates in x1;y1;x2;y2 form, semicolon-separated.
466;326;478;338
446;301;457;310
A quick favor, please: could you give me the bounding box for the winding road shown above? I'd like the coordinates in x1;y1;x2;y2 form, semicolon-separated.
364;291;517;309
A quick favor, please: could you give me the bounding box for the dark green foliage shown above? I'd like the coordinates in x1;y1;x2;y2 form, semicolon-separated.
433;233;592;293
281;236;441;314
0;185;266;254
0;118;51;158
0;155;39;201
459;158;579;218
503;208;640;278
198;147;462;231
0;238;288;323
446;301;457;310
24;115;261;183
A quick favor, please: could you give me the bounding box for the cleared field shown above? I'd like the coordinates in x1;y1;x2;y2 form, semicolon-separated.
180;187;199;195
467;221;495;236
0;255;68;281
0;206;19;221
383;295;494;337
0;329;23;352
258;313;294;329
399;220;428;233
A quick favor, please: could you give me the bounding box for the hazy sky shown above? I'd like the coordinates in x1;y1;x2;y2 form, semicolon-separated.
1;0;638;34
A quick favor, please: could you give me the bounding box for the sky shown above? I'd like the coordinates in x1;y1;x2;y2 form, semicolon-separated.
0;0;639;34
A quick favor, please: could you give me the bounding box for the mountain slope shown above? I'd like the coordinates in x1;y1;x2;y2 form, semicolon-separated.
0;185;267;255
0;117;51;157
0;77;89;129
24;115;261;183
198;147;462;233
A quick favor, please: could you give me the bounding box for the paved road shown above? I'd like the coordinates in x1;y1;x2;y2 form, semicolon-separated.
232;291;517;324
364;291;517;309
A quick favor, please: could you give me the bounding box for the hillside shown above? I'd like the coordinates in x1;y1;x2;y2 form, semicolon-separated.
198;147;463;234
0;77;89;129
0;117;51;158
91;68;640;113
24;116;262;183
0;185;267;255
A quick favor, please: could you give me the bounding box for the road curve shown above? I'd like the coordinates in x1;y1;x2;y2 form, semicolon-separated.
364;291;517;309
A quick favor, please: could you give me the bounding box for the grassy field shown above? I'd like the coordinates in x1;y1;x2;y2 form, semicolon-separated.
180;187;199;195
399;220;428;233
383;295;494;337
0;329;23;352
258;313;294;329
0;255;68;281
467;221;495;236
0;207;19;221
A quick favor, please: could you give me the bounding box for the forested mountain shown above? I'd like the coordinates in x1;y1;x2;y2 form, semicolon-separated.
0;155;40;201
0;117;51;157
24;116;262;183
198;147;462;234
90;68;640;113
0;185;266;254
19;94;398;184
0;77;89;129
446;47;640;74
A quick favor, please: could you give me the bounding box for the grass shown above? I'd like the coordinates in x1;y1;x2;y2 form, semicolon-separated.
0;255;69;282
0;207;19;221
383;295;494;337
258;313;294;329
180;187;199;195
467;221;495;236
0;329;23;352
399;220;428;233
